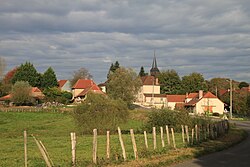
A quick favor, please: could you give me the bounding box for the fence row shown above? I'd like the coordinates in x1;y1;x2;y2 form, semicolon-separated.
24;120;229;166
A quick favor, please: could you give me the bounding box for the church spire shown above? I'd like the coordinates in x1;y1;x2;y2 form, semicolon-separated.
150;50;160;77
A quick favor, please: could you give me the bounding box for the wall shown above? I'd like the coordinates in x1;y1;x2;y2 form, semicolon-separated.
196;98;224;115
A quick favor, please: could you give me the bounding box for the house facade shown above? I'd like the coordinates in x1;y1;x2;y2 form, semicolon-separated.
185;90;224;115
72;79;104;103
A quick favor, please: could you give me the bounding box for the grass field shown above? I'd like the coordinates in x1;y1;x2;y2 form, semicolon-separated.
0;110;186;166
0;110;245;167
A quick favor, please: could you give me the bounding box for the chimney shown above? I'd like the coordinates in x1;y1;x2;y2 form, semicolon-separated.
155;77;159;85
199;90;203;99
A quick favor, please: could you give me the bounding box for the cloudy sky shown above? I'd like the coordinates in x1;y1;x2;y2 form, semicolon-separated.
0;0;250;83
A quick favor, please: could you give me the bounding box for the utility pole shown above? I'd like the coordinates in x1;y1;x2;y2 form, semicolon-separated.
230;79;233;119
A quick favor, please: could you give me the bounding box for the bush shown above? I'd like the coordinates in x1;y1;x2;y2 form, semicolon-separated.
144;109;192;132
73;93;129;134
144;109;211;132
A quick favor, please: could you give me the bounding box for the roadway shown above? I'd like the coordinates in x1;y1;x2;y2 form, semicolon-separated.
171;120;250;167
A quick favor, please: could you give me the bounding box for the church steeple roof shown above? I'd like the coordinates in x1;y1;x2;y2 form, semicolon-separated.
150;50;160;77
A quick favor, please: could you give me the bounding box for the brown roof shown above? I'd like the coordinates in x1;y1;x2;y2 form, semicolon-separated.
187;93;198;98
58;80;68;88
72;79;95;89
0;87;44;101
219;89;228;96
167;95;186;102
144;94;166;98
203;91;217;98
141;76;158;85
78;85;104;97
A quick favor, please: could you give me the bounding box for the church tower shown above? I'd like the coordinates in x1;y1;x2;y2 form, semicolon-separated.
150;51;160;77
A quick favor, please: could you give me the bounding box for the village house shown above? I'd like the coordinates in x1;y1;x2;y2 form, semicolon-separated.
185;90;224;115
135;55;167;108
72;79;104;103
58;80;72;92
166;95;186;110
0;87;45;104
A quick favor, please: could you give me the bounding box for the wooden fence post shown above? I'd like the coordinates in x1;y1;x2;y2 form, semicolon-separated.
153;127;157;150
166;125;170;146
71;132;76;167
144;131;148;149
181;125;185;144
39;141;54;166
93;129;98;164
171;128;176;149
185;125;190;144
118;127;126;161
191;128;194;145
130;129;138;160
24;130;27;167
195;125;198;143
106;131;110;159
207;124;210;139
33;136;52;167
160;127;165;148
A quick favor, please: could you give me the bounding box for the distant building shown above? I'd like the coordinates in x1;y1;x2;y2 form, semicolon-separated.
185;90;224;115
58;80;72;92
72;79;104;103
150;53;160;77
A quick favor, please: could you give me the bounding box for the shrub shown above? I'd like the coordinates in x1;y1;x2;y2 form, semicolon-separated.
144;109;211;132
73;93;129;134
144;109;192;132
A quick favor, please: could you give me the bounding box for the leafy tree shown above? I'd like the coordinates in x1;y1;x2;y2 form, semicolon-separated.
43;87;72;104
158;69;182;94
239;82;249;89
73;93;128;134
139;66;147;77
3;67;18;84
70;67;92;86
232;91;249;116
11;81;34;105
181;72;208;93
41;67;58;89
11;62;41;87
107;61;120;79
106;67;142;107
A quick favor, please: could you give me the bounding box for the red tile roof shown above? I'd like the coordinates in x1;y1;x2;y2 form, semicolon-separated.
58;80;68;88
72;79;95;89
0;94;11;101
187;93;198;98
78;85;104;97
203;91;217;98
141;76;158;85
167;95;186;102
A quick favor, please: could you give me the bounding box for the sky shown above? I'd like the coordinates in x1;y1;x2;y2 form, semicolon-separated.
0;0;250;83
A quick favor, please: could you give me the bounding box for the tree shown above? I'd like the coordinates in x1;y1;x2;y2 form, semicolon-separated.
11;81;33;105
181;72;208;93
239;82;249;89
11;62;41;87
106;67;142;107
43;87;72;104
107;61;120;79
139;66;147;77
158;69;182;94
41;67;58;89
73;93;128;134
3;67;18;84
70;67;92;86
